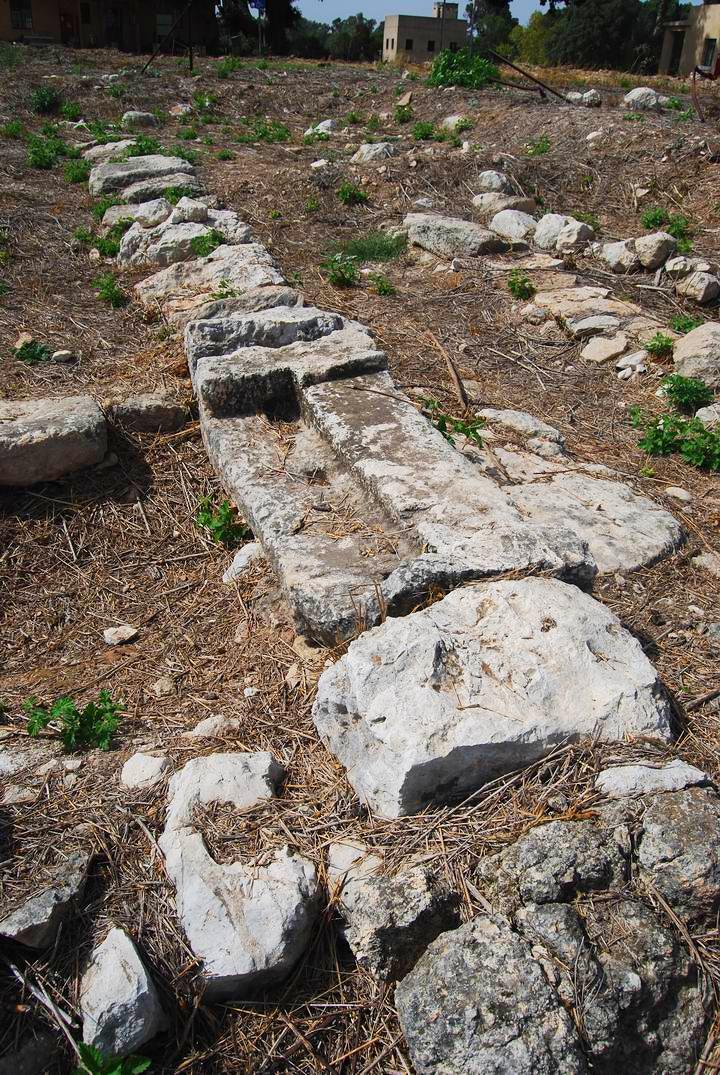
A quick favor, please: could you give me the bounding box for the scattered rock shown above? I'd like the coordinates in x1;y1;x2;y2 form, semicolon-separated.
152;675;175;697
665;485;692;503
471;192;536;219
567;314;621;338
675;270;720;305
595;758;709;799
50;349;76;363
3;785;36;805
102;200;173;233
120;752;169;790
623;86;667;111
83;139;137;165
555;218;594;253
634;231;677;270
696;402;720;428
121;110;158;128
222;542;264;583
601;239;641;274
0;396;107;488
107;393;188;433
533;213;571;251
673;322;720;386
403;213;507;258
617;349;648;371
81;927;165;1056
304;119;336;137
103;624;139;646
475;169;513;194
693;550;720;577
581;333;628;364
0;851;91;948
351;142;395;163
88;154;195;197
489;208;537;242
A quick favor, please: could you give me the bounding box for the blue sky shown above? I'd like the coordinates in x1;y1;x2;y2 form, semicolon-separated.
296;0;543;28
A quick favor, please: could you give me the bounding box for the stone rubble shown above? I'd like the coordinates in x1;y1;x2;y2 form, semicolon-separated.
0;851;91;948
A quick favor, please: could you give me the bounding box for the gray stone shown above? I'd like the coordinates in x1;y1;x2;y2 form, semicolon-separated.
623;86;666;110
556;218;594;253
121;110;158;128
395;914;588;1075
88;154;195;196
120;752;169;789
313;578;672;817
635;231;677;270
81;928;165;1056
596;759;710;799
475;169;513;194
83;139;136;164
168;196;208;223
351;142;395;163
118;209;251;268
673;322;720;387
567;314;621;338
107;393;188;432
601;239;641;274
665;255;715;279
102;198;172;231
103;624;138;645
471;192;536;219
164;284;301;330
533;213;571;251
675;270;720;305
581;333;628;363
136;243;283;311
696;402;720;428
0;396;107;488
121;172;203;204
159;753;318;998
477;407;565;452
403;213;508;258
665;485;692;503
0;851;91;948
222;542;264;583
489;208;537;242
304;118;336;136
328;841;459;980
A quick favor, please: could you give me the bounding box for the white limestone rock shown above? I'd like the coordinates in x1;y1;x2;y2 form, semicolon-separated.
696;402;720;428
102;198;172;230
88;154;195;196
665;255;715;279
313;578;673;818
83;139;136;164
623;86;667;111
489;208;537;242
135;243;283;309
475;169;513;194
222;542;264;583
81;928;165;1056
118;208;251;268
107;392;188;433
532;213;571;251
121;110;158;128
351;142;395;163
567;314;621;338
596;759;710;799
581;333;628;364
120;752;169;789
121;172;203;204
634;231;677;270
159;753;319;998
673;322;720;386
556;219;594;253
403;213;507;258
0;396;107;488
168;196;209;223
601;239;641;273
675;271;720;305
304;118;336;137
471;193;536;220
0;852;91;948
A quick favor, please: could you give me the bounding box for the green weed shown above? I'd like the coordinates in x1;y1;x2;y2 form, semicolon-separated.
190;228;225;257
93;272;128;308
671;313;703;334
338;231;406;261
60;100;82;121
64;158;91;183
195;496;249;546
321;252;359;287
210;278;240;299
623;112;645;122
72;1043;150;1075
91;196;123;222
526;134;551;156
178;126;198;141
644;332;675;359
124;135;162;157
427;48;498;90
1;119;25;139
412;121;435;141
305;196;319;212
369;272;395;295
661;373;714;413
236;119;290;144
217;148;234;160
107;83;126;99
13;340;51;364
572;210;600;233
217;56;243;79
163;185;196;205
346;111;362;124
422;399;485;447
365;115;381;132
30;86;61;114
507;269;535;300
0;43;23;68
303;129;330;145
23;689;123;753
172;145;199;164
394;104;412;124
640;206;692;242
337;181;369;207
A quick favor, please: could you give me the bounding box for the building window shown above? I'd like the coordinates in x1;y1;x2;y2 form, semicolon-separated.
703;37;717;66
10;0;33;30
391;38;395;49
427;39;435;52
385;37;389;49
405;38;413;50
157;12;173;36
81;2;90;23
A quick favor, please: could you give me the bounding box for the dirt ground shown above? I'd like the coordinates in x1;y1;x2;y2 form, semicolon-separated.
1;45;720;1074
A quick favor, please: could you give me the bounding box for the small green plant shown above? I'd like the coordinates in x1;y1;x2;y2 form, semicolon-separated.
269;209;282;220
87;119;124;145
0;42;23;68
637;412;688;455
526;134;551;156
337;181;369;207
369;272;395;295
124;135;162;157
640;206;692;243
93;272;128;308
195;496;249;546
671;313;703;334
211;278;240;299
13;340;51;364
623;111;645;122
0;280;9;297
665;96;684;111
677;107;695;122
178;126;198;141
23;690;123;753
631;408;720;471
339;231;406;261
412;121;435;141
427;48;498;89
305;196;319;212
217;148;234;160
30;85;61;114
64;158;91;183
365;114;381;132
163;185;196;205
27;134;59;169
507;269;535;300
422;399;485;447
107;82;126;99
346;110;362;124
321;252;359;287
72;1043;150;1075
190;228;225;257
172;144;199;164
1;119;25;139
303;129;330;145
455;117;474;133
236;118;290;144
91;195;123;222
394;104;413;124
60;100;83;121
217;56;242;79
572;210;600;233
679;422;720;469
661;373;714;413
645;332;675;359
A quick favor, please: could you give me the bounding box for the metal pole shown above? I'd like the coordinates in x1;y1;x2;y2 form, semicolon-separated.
140;0;194;74
188;0;193;71
439;1;446;51
488;49;569;102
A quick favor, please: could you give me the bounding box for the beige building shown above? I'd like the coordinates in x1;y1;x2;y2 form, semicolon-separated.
660;0;720;76
383;2;467;64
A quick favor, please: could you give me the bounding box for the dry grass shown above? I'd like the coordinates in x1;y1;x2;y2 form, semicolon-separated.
1;44;720;1073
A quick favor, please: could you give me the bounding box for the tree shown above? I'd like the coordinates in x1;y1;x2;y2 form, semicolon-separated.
466;0;517;55
506;11;556;65
326;14;382;61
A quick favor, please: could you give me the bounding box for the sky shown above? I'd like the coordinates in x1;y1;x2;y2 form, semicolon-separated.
296;0;543;29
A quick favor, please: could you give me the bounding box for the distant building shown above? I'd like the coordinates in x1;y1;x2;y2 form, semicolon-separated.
659;0;720;76
382;2;467;65
0;0;218;51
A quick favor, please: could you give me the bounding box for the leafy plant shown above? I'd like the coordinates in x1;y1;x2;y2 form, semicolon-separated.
178;126;198;141
526;133;551;156
640;206;692;242
394;104;413;124
507;269;535;300
1;119;25;139
346;110;362;124
644;332;675;359
665;96;684;111
412;121;435;141
163;185;196;205
572;210;600;233
321;252;359;287
679;422;720;469
107;82;126;99
339;231;406;261
217;148;234;160
427;48;498;89
190;228;225;257
337;181;368;207
87;119;124;145
93;272;128;308
124;135;162;157
195;497;249;546
217;56;243;79
671;313;703;334
365;114;380;133
64;158;91;183
369;272;395;296
623;112;645;122
303;129;330;145
91;195;123;222
211;278;240;299
172;144;199;164
236;118;290;144
27;134;60;169
60;100;83;121
72;1043;150;1075
661;373;714;413
30;85;61;114
422;399;485;447
23;690;123;753
305;196;319;212
637;413;688;455
13;340;51;364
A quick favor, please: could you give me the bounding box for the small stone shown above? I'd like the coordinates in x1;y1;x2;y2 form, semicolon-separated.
310;158;329;170
152;675;175;698
351;143;395;164
567;314;621;339
696;402;720;428
472;192;536;220
581;333;628;364
120;752;169;789
675;271;720;305
3;785;36;805
555;219;594;253
673;322;720;387
244;686;258;699
103;625;138;646
665;486;692;504
595;758;709;799
51;349;76;363
81;927;165;1056
223;542;264;583
623;86;666;111
616;349;649;370
304;118;336;137
489;209;537;242
121;110;158;128
475;169;513;194
635;231;677;270
0;851;91;948
184;714;241;738
601;239;640;274
107;393;188;433
693;551;720;577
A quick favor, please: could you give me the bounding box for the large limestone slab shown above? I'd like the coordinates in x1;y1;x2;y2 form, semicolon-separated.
0;396;107;487
121;172;203;204
81;928;165;1056
164;284;301;330
403;213;508;258
159;753;319;998
532;286;641;322
82;139;136;165
88;154;194;196
313;577;672;817
102;197;172;231
135;243;284;310
0;851;91;948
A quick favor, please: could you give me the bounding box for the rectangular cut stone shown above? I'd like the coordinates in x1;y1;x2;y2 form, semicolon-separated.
135;244;284;310
313;578;673;817
0;396;106;487
88;155;194;196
